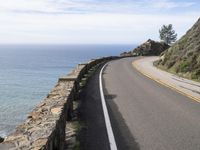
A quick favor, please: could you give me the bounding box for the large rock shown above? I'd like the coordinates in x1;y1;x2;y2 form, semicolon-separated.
0;137;4;143
120;39;169;57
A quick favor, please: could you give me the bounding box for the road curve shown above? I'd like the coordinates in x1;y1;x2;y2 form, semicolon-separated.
103;57;200;150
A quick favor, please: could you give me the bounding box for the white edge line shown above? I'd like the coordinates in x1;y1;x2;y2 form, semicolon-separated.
99;62;118;150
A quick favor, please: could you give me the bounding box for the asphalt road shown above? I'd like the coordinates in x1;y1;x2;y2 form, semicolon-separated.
103;57;200;150
79;64;110;150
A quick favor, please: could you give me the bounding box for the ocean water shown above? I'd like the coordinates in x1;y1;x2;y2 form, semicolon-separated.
0;44;135;137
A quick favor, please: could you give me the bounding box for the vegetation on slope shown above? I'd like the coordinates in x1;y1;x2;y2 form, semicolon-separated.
155;18;200;81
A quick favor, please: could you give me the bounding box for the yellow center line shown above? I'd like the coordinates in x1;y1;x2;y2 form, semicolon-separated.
132;59;200;103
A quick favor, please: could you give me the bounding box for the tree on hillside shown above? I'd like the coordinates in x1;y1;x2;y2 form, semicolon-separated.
159;24;177;45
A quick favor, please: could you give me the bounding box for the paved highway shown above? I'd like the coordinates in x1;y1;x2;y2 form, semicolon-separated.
103;57;200;150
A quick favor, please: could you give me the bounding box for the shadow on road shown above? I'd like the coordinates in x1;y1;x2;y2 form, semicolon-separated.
78;64;110;150
104;92;140;150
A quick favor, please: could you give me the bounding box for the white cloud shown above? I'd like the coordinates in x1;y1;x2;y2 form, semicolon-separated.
0;0;199;44
0;0;197;14
150;0;195;9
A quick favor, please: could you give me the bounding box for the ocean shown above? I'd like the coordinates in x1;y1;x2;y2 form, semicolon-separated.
0;44;135;137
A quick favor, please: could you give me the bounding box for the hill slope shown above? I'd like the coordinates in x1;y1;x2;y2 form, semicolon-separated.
156;18;200;81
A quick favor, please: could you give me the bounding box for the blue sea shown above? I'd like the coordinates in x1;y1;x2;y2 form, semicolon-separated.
0;44;135;137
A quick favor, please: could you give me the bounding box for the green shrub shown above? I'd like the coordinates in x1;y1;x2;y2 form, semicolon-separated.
178;61;190;73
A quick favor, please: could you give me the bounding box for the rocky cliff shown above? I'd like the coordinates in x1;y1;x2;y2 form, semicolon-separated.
121;39;169;56
155;18;200;81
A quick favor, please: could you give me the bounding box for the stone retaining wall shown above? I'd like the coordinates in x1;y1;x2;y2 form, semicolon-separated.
0;56;119;150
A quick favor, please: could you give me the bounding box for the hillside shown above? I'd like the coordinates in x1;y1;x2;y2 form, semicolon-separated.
155;18;200;81
120;39;169;56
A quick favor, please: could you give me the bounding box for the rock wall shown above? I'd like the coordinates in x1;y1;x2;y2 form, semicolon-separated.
0;56;118;150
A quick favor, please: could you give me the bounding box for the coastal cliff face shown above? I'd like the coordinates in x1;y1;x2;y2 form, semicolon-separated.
156;18;200;81
121;39;169;56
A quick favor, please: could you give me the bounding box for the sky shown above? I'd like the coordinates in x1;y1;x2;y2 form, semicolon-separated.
0;0;199;44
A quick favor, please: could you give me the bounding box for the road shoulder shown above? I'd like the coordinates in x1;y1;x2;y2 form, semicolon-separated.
133;57;200;102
